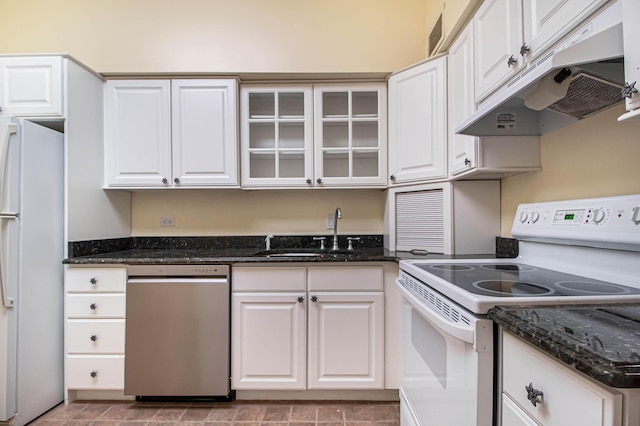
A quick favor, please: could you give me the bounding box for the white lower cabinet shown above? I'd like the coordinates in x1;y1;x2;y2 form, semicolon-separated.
65;267;127;393
232;292;307;389
232;265;384;390
501;332;622;426
307;291;383;389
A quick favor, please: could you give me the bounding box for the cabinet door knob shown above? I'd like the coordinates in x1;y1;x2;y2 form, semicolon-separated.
311;295;318;303
464;158;471;166
622;81;638;99
390;175;396;181
89;303;97;310
162;177;168;184
174;177;180;184
297;296;304;303
90;335;97;342
89;277;97;285
306;178;312;185
525;382;543;407
90;371;98;378
507;55;517;67
316;178;323;184
520;42;531;56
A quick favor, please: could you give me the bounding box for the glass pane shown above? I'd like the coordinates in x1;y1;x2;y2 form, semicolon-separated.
323;151;349;177
249;152;275;178
279;152;305;178
279;122;305;149
249;93;274;118
323;92;348;117
322;122;348;148
353;151;379;177
352;91;378;117
279;92;305;118
352;122;378;148
249;122;275;149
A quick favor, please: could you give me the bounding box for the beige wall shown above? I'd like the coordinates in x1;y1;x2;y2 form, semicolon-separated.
501;104;640;236
132;189;385;236
0;0;426;74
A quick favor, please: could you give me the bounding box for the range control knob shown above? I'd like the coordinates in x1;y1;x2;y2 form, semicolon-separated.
592;208;606;224
519;212;529;223
530;211;540;223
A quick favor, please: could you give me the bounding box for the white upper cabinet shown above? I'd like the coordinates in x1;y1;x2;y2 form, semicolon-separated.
171;80;238;186
313;84;387;187
388;56;447;184
475;0;608;101
619;0;640;120
474;0;523;101
448;20;477;177
0;56;63;116
241;86;314;187
104;79;238;188
522;0;608;60
241;83;387;189
105;80;172;187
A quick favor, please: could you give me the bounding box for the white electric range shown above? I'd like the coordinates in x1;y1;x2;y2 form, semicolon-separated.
397;194;640;426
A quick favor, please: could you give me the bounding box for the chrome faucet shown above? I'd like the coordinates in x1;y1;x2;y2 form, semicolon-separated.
332;208;342;250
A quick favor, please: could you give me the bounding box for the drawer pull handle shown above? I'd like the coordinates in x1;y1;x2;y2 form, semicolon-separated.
89;303;97;310
90;371;98;378
90;335;97;342
89;277;97;285
525;382;543;407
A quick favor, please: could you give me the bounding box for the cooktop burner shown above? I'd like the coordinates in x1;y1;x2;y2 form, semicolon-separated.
414;263;640;298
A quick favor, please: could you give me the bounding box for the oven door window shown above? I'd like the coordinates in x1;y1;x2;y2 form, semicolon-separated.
401;299;488;426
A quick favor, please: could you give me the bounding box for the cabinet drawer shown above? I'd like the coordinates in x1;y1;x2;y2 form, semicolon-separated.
233;266;306;291
308;266;383;291
66;294;125;318
66;355;124;390
67;268;126;292
502;332;621;426
66;320;125;354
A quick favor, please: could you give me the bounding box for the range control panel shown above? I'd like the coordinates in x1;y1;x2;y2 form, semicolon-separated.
512;195;640;251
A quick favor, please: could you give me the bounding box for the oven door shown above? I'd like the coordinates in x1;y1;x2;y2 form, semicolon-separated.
397;278;494;426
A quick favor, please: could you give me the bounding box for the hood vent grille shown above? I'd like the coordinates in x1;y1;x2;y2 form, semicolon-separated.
546;72;623;119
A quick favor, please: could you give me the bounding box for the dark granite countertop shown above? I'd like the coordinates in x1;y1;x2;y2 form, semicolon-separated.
63;235;402;265
64;246;400;264
64;235;514;265
489;304;640;388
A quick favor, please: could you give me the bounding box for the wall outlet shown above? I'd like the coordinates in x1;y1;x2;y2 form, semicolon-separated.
160;216;176;227
326;214;334;230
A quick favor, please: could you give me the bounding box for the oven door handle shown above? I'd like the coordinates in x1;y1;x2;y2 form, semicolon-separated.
396;279;475;345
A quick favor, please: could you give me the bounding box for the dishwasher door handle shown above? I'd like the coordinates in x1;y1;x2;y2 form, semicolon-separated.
127;278;228;285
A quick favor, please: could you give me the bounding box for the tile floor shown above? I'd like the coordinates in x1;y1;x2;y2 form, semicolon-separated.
32;400;400;426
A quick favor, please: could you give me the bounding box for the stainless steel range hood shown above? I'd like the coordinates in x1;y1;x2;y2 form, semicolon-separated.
456;1;624;137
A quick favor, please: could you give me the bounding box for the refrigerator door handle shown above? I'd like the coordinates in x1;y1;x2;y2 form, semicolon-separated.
0;215;15;308
0;123;17;308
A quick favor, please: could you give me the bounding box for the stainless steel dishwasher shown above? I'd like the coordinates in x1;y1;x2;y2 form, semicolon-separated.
124;265;231;401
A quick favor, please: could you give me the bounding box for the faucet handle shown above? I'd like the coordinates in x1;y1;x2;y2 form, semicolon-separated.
265;234;274;251
313;237;326;250
347;237;361;251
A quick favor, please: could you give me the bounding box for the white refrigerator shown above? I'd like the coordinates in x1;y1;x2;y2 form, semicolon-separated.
0;117;64;425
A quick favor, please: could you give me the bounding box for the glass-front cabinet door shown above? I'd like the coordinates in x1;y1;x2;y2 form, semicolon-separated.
313;84;387;187
241;86;313;187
